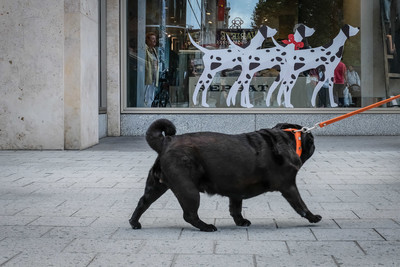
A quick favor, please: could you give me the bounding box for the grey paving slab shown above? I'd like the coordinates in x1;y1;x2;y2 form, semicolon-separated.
215;240;288;255
174;254;254;267
287;241;365;257
0;136;399;266
88;253;174;267
3;252;95;267
256;254;337;267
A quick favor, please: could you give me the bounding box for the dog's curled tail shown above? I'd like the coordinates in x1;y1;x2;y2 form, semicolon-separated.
146;119;176;153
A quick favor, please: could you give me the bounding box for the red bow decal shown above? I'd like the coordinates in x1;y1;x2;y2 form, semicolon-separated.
282;34;304;50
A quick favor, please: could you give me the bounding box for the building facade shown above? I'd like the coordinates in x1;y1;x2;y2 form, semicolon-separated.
0;0;399;150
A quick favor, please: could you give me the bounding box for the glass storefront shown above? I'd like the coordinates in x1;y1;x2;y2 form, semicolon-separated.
125;0;361;109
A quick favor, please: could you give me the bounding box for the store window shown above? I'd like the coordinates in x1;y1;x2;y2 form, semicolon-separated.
125;0;360;109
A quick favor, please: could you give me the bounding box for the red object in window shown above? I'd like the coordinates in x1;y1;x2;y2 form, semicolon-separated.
282;34;304;50
218;0;226;21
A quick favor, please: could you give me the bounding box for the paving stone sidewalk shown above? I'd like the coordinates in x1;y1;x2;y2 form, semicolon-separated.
0;136;399;266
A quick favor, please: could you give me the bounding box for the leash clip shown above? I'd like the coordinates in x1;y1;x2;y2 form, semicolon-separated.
297;123;320;133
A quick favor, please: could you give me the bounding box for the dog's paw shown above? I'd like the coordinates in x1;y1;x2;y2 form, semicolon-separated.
129;219;142;229
200;224;217;232
235;218;252;227
307;214;322;223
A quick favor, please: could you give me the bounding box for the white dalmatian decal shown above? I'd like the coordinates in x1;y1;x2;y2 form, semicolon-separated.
188;26;276;107
189;24;359;108
226;24;315;108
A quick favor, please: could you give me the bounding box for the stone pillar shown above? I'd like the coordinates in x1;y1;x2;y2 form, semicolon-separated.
64;0;99;149
0;0;64;149
106;0;121;136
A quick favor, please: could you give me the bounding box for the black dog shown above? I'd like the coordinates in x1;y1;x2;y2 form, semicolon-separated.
129;119;321;231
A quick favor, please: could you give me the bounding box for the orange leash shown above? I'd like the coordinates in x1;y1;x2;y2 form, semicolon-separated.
283;95;399;157
298;94;400;133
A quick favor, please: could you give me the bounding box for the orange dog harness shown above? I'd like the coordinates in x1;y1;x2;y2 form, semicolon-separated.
284;129;302;157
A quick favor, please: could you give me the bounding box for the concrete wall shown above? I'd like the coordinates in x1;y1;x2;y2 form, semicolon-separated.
106;0;121;137
121;112;400;136
0;0;65;149
64;0;99;149
0;0;100;150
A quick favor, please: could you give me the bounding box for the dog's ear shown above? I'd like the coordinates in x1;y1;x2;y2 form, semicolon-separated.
273;123;302;131
342;24;350;38
298;24;305;38
259;25;268;39
300;131;315;163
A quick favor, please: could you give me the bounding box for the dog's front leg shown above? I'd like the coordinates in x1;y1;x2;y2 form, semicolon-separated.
281;185;322;223
229;198;251;227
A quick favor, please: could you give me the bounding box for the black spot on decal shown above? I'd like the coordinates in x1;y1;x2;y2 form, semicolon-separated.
321;57;327;61
311;49;315;52
316;58;320;62
291;74;296;79
281;52;286;56
330;56;335;62
293;56;297;60
249;63;260;70
336;46;343;58
266;49;270;52
326;51;331;55
271;58;275;62
216;57;221;61
249;56;252;59
232;58;236;62
228;49;232;52
238;57;242;62
211;62;221;70
255;57;260;61
276;57;282;62
210;55;213;59
246;74;251;79
276;49;280;52
299;57;305;61
207;74;212;79
294;63;305;70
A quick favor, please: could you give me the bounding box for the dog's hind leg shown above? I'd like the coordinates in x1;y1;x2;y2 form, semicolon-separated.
281;185;322;223
169;180;217;232
129;172;169;229
229;198;251;227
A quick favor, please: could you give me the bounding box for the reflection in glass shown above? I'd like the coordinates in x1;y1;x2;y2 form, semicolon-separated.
126;0;361;108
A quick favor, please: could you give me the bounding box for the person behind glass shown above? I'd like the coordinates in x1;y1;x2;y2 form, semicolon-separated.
333;61;347;107
382;0;396;54
346;65;361;107
316;66;330;107
145;32;159;107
